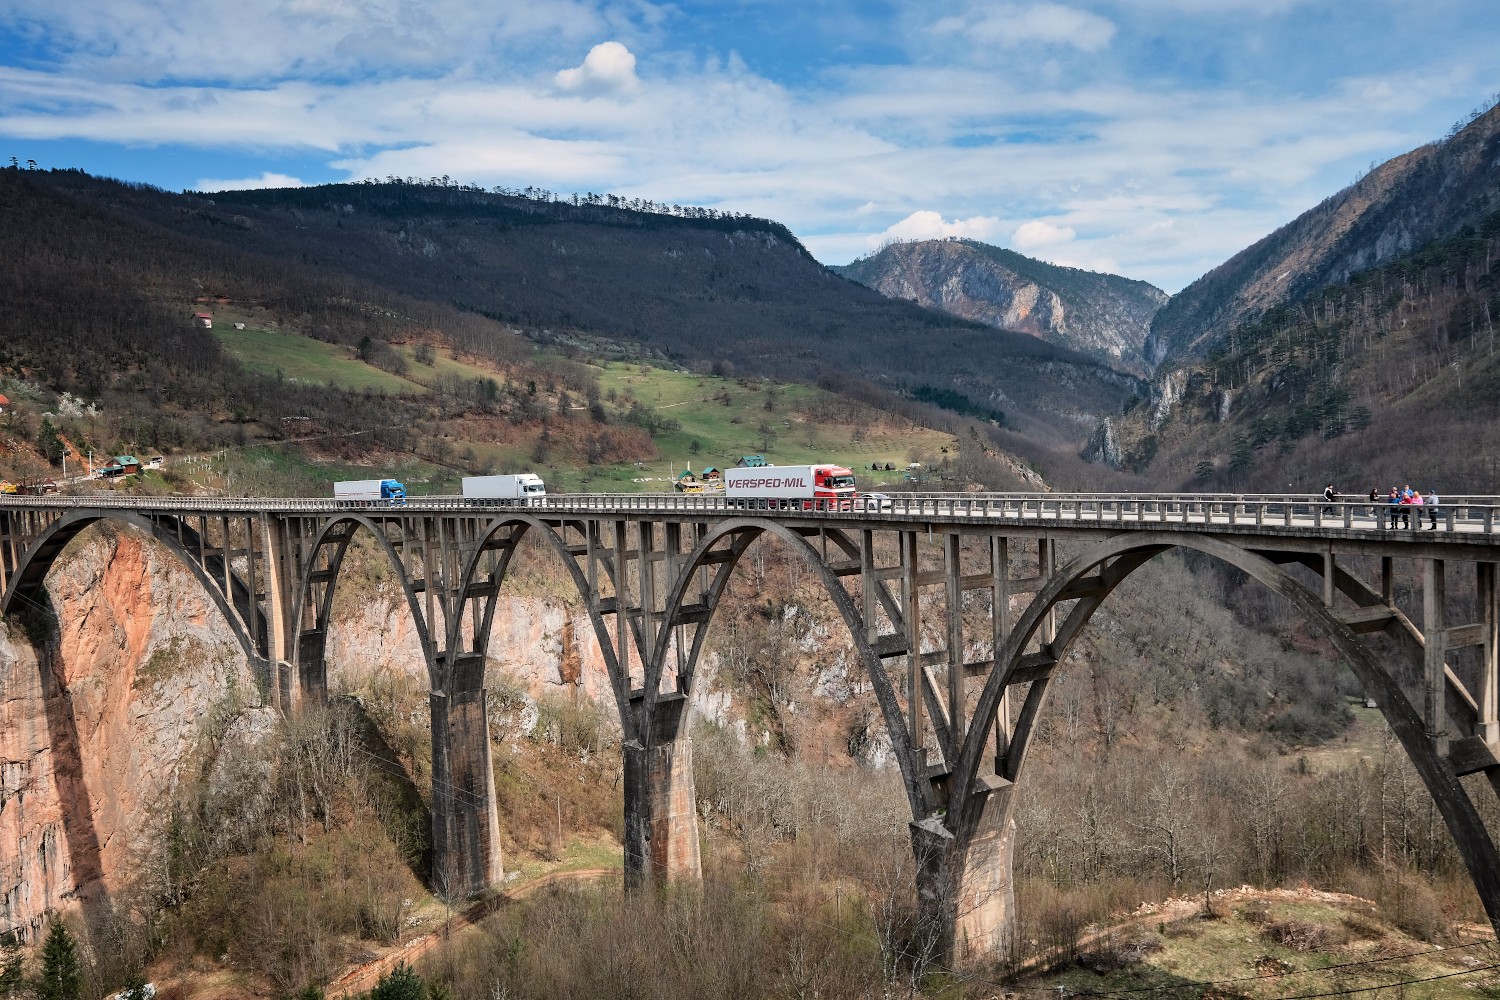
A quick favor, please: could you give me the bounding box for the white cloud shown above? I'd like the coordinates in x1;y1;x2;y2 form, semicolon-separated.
554;41;640;96
931;4;1117;53
873;211;1004;247
195;171;306;191
1012;219;1077;249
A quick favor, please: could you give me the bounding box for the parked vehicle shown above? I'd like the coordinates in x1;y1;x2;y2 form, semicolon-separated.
461;474;547;506
333;479;406;506
722;464;857;509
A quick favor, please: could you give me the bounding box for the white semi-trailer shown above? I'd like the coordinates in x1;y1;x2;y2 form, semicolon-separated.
722;464;857;509
461;473;547;506
333;479;407;506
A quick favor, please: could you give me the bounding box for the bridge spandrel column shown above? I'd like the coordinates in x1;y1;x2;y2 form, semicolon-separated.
623;736;701;887
912;775;1018;965
429;688;503;895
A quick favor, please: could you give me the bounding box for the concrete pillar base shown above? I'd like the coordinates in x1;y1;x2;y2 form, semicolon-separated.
430;689;503;897
912;775;1019;964
624;737;702;887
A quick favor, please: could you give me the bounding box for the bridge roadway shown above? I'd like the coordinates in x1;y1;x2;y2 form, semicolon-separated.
2;490;1498;961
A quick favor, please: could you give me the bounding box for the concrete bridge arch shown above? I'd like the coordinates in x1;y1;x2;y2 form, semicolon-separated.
1;510;262;669
930;530;1500;959
4;497;1498;962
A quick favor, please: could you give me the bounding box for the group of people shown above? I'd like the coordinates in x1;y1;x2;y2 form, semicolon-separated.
1323;483;1442;529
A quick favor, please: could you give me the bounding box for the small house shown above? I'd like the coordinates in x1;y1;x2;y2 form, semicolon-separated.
735;455;768;468
100;455;141;478
192;312;213;330
700;466;722;485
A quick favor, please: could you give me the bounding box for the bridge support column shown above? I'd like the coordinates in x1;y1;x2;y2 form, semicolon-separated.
429;688;503;896
912;775;1018;964
623;736;701;887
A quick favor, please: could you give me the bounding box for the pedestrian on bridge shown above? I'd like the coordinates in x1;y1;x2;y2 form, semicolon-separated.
1388;487;1403;529
1427;489;1441;529
1399;489;1418;529
1322;483;1340;515
1368;487;1381;517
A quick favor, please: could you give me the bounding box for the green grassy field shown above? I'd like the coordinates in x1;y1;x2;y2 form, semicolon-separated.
213;322;426;394
199;308;956;497
557;363;953;494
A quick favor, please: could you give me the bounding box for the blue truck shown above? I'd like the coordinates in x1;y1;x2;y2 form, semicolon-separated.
333;479;407;506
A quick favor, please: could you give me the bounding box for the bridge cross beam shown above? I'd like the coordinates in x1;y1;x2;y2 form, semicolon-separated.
904;530;1075;964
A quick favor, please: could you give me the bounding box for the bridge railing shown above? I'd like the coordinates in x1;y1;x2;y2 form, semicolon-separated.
1;492;1496;533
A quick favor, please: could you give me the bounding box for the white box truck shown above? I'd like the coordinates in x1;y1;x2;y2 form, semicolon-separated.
333;479;407;506
723;464;857;509
461;473;547;506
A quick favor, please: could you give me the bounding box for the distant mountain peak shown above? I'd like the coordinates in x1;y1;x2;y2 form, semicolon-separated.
831;238;1167;375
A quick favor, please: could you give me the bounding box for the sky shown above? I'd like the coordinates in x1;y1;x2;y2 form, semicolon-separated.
0;1;1495;293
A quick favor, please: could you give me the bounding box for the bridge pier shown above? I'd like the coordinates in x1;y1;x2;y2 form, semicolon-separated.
912;775;1019;963
622;734;702;887
429;685;503;895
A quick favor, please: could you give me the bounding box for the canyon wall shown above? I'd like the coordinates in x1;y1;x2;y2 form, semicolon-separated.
0;525;651;939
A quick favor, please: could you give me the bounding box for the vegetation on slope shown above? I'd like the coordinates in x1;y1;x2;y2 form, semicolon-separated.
1108;209;1500;490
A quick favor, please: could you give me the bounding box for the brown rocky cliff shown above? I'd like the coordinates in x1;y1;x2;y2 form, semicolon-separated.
0;525;253;940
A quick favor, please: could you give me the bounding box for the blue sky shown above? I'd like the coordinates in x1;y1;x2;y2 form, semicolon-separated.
1;0;1495;292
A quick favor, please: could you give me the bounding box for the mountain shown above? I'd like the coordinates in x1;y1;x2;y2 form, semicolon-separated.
1148;101;1500;365
832;239;1168;374
1088;102;1500;491
0;169;1145;464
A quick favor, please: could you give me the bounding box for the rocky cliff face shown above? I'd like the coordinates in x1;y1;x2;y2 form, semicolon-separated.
832;239;1168;374
0;525;255;941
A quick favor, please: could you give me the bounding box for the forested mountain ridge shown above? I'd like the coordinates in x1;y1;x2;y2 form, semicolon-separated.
1147;99;1500;365
0;168;1145;463
832;239;1168;375
1095;203;1500;491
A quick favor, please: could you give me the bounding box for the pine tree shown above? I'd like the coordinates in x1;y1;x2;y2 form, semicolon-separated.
35;920;82;1000
367;962;426;1000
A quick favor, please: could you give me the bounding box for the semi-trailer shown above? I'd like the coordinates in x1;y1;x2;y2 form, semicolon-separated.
461;474;547;506
722;464;857;508
333;479;407;506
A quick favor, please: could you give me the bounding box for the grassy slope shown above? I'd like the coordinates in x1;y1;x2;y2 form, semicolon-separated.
194;311;956;497
213;319;426;395
1025;888;1498;1000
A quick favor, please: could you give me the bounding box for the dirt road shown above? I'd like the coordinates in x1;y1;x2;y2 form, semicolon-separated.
325;867;618;998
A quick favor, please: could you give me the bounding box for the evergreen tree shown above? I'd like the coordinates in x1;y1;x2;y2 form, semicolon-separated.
367;962;426;1000
35;920;81;1000
0;934;22;995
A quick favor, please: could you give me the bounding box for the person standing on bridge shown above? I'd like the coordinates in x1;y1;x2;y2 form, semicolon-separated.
1427;489;1441;529
1387;487;1403;529
1368;487;1381;518
1398;488;1416;529
1322;483;1340;515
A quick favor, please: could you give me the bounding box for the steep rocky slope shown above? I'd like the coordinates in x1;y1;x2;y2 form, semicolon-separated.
833;239;1167;374
1148;101;1500;364
0;525;259;940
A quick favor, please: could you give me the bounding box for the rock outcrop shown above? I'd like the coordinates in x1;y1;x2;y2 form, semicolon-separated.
833;239;1168;374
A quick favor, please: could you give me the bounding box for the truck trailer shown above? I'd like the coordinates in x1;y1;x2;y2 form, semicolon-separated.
461;473;547;506
722;464;857;509
333;479;407;506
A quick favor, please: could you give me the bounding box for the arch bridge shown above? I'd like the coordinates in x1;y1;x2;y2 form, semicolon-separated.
2;492;1498;960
